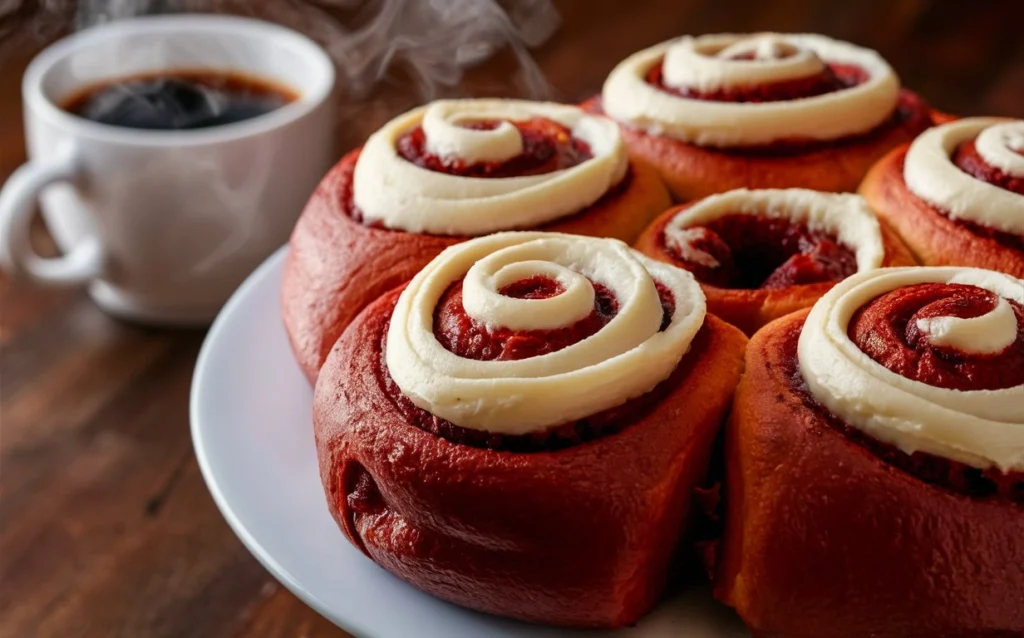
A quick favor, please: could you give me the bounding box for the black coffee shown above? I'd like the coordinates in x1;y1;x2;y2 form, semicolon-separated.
63;70;298;130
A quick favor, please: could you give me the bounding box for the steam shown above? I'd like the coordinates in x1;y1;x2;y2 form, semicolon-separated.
1;1;559;148
0;0;75;58
71;0;560;100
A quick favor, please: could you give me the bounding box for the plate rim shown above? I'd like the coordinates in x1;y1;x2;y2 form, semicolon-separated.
190;246;377;638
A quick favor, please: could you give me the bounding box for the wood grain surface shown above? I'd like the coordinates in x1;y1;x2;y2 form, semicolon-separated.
1;1;1022;636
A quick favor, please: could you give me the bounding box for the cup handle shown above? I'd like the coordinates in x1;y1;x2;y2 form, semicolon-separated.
0;145;105;286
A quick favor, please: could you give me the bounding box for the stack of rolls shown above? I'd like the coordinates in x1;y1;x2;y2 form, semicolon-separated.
281;30;1024;635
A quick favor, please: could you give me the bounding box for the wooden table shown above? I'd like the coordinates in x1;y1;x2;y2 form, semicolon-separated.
1;1;1021;636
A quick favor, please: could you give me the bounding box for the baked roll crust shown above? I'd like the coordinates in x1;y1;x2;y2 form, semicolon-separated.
861;117;1024;278
586;33;937;199
635;188;915;334
717;267;1024;638
283;99;671;381
314;232;747;627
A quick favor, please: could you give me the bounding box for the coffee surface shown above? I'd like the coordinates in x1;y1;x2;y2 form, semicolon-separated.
63;70;297;130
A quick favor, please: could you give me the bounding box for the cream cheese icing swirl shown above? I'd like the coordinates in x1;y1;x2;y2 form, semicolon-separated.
353;99;628;236
798;267;1024;472
386;232;706;434
663;188;885;273
601;33;899;147
904;117;1024;235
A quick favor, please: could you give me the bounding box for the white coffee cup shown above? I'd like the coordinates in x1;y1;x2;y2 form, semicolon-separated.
0;15;336;324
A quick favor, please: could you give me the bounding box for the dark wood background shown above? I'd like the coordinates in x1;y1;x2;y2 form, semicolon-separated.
1;1;1021;636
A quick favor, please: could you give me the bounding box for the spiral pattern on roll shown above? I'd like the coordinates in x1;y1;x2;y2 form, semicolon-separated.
798;267;1024;471
601;33;899;147
386;232;707;434
353;99;628;236
904;117;1024;235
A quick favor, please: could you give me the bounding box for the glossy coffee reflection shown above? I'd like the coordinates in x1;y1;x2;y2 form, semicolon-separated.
63;70;298;130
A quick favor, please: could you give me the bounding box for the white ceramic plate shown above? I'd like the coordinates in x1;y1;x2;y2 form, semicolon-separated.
191;247;750;638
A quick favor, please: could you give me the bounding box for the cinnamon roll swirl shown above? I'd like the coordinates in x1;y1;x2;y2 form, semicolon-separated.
862;117;1024;278
717;266;1024;638
314;232;747;627
584;33;938;199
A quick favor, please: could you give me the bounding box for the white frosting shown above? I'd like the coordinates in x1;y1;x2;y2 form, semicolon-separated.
904;117;1024;235
663;34;825;92
798;267;1024;471
665;228;722;268
601;33;900;147
422;103;524;164
386;232;707;434
916;297;1017;355
663;188;886;273
353;99;628;236
977;121;1024;176
463;259;594;331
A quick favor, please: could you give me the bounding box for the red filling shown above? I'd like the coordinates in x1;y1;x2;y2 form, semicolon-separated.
396;117;592;178
944;138;1024;251
434;276;617;361
953;138;1024;196
498;275;565;300
780;322;1024;503
661;214;857;290
953;217;1024;252
850;283;1024;391
433;275;676;360
381;278;680;451
646;60;866;103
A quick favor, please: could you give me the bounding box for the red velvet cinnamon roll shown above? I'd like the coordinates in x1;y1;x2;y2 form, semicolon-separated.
283;99;670;381
717;266;1024;638
862;117;1024;278
314;232;747;627
583;33;937;200
635;188;915;334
